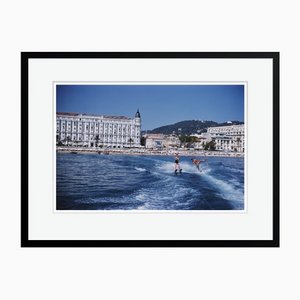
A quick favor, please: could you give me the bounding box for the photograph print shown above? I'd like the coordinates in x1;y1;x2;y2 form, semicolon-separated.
56;84;245;211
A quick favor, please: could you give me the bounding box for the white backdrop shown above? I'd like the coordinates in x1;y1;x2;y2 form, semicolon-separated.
0;1;297;300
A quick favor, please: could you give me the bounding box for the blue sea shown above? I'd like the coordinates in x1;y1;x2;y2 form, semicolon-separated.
56;153;244;210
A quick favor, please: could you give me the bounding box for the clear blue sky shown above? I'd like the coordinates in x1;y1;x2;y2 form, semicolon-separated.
56;85;244;130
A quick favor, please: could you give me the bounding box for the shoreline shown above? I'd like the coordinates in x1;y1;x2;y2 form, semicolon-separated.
56;147;244;158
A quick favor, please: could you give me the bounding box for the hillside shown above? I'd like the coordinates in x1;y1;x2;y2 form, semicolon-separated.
144;120;244;135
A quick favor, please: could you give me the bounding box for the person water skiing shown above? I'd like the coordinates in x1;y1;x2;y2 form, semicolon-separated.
174;153;182;174
191;158;205;171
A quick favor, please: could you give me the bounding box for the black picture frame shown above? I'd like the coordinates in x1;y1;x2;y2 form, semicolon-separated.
21;52;280;247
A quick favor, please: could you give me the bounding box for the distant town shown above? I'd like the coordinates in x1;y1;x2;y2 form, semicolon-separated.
56;109;244;156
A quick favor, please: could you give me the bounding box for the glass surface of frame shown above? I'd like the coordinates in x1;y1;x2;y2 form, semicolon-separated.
21;52;279;247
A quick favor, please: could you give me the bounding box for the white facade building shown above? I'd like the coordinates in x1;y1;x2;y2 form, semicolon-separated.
163;135;181;149
144;134;180;149
145;134;165;149
56;110;141;148
207;124;245;152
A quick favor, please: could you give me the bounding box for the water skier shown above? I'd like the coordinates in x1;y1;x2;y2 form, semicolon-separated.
191;158;206;171
174;153;182;174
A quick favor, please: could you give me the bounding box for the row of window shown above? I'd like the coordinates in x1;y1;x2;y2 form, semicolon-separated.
59;133;139;138
56;130;139;136
59;134;139;139
60;137;139;143
210;131;244;135
216;139;245;143
57;128;139;134
57;118;138;124
57;121;136;128
57;125;139;132
57;124;137;128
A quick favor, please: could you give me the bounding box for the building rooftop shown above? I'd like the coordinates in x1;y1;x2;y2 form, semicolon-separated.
145;133;165;139
57;112;131;120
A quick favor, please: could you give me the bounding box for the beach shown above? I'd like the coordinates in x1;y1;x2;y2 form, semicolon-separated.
56;146;244;158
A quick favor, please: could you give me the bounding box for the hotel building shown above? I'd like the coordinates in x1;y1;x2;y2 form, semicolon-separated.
207;124;245;152
56;109;141;148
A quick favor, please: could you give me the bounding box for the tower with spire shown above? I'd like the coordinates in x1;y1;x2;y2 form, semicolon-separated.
134;109;141;146
135;109;141;119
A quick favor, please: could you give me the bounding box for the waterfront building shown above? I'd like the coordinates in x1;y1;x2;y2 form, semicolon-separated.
199;133;212;143
163;135;180;149
207;124;244;152
56;109;141;148
189;133;211;149
144;134;181;149
145;134;165;149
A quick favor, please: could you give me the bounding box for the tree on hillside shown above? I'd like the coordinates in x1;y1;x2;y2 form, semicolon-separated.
149;120;244;135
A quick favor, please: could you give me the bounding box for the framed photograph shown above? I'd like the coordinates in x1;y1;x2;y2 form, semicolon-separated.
21;52;279;247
